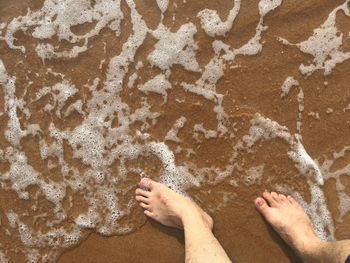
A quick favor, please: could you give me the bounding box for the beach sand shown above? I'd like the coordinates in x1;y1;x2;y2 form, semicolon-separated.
0;0;349;262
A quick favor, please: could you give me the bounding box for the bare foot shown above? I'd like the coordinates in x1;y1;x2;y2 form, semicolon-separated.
135;178;213;230
255;192;322;261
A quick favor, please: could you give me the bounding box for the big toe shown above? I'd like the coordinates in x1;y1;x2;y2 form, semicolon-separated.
255;197;271;217
139;178;155;190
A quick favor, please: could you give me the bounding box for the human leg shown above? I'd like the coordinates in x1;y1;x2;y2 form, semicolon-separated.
255;191;350;263
135;178;231;263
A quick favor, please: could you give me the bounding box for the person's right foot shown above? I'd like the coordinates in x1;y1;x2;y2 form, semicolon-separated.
255;192;323;260
135;178;213;230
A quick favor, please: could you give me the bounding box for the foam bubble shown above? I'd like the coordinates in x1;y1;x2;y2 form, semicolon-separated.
279;76;304;133
244;165;264;185
4;150;40;199
279;0;350;76
33;80;78;118
326;107;334;114
344;104;350;112
197;0;241;37
6;211;18;228
276;183;335;241
4;0;124;57
36;42;88;62
288;139;324;185
138;73;172;103
181;52;224;101
280;76;299;97
0;0;346;260
318;146;350;222
147;142;199;193
127;72;138;88
148;23;200;72
156;0;169;13
165;117;187;143
308;111;320;120
0;250;9;263
258;0;282;16
193;124;218;142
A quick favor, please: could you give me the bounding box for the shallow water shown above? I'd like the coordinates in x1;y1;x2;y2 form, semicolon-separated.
0;0;350;262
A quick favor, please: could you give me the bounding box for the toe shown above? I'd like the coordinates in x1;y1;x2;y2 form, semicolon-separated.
139;178;155;190
139;202;150;210
144;210;155;218
279;194;287;202
143;210;159;221
255;197;271;216
136;195;149;204
271;192;280;202
287;195;295;204
135;188;150;197
205;214;214;230
262;191;277;206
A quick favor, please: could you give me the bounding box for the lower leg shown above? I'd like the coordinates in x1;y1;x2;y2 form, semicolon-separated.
135;178;231;263
181;209;231;263
255;191;350;263
317;241;350;263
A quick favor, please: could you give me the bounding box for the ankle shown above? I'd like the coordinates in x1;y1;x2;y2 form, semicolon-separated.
181;204;209;229
296;237;324;263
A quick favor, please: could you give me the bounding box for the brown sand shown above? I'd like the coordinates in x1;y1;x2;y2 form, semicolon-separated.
0;0;350;262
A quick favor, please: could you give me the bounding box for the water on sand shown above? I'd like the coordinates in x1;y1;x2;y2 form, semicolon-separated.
0;0;350;262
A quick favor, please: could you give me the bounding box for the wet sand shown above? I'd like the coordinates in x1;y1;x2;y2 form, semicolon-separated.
0;0;350;262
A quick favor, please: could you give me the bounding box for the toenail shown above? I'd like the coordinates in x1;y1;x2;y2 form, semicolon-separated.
256;198;264;206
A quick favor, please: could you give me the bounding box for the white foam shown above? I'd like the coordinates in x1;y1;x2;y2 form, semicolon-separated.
127;72;138;88
318;146;350;222
0;0;346;260
0;60;26;146
258;0;282;16
64;100;85;117
6;211;18;228
244;165;264;185
165;117;187;143
277;182;334;241
242;114;292;147
0;250;9;263
147;142;200;193
181;52;224;101
138;73;172;103
338;191;350;220
326;108;334;114
36;42;88;62
237;20;269;56
148;23;200;72
33;80;78;118
278;0;350;76
308;111;320;120
296;88;304;133
288;139;324;185
280;76;299;97
156;0;169;13
279;76;304;133
193;124;218;142
4;0;124;57
344;104;350;112
3;150;40;200
234;115;334;239
0;1;150;260
197;0;241;37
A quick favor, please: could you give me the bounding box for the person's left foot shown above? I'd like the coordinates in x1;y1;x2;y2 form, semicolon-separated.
135;178;213;230
254;191;322;261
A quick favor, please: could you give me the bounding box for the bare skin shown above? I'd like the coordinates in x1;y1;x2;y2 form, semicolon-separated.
135;178;231;263
135;179;350;263
255;191;350;263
